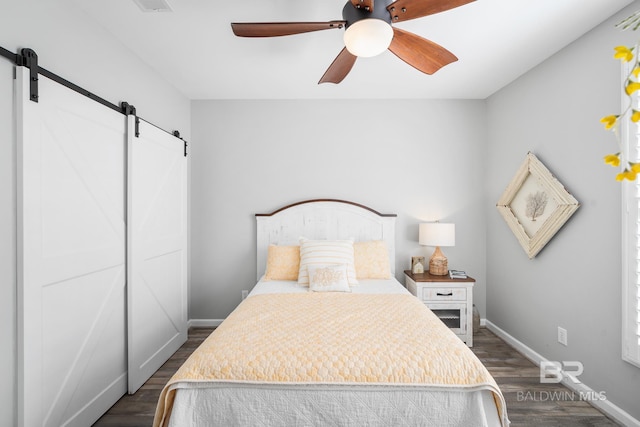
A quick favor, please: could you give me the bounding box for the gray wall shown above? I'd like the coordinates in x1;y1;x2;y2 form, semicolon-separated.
190;99;488;320
0;3;190;426
486;2;640;420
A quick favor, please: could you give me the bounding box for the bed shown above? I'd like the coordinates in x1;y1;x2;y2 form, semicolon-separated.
153;199;509;427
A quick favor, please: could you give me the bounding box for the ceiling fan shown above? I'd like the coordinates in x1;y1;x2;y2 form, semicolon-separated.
231;0;475;84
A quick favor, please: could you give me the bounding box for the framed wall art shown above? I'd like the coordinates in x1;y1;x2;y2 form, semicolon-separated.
496;152;579;259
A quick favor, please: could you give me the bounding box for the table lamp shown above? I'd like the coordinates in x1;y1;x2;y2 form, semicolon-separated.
419;222;455;275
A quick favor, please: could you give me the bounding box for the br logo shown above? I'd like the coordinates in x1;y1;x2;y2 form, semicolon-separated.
540;361;583;384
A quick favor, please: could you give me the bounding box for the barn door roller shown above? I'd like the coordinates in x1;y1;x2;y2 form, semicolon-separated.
19;48;39;103
121;102;140;138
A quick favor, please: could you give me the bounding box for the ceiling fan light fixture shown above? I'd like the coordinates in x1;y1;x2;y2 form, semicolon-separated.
343;19;393;58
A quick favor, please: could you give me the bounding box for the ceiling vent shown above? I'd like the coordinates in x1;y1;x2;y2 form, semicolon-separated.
133;0;172;12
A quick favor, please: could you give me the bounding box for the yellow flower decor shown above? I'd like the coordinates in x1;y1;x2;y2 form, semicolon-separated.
600;10;640;181
604;153;621;167
601;115;619;129
615;45;634;62
601;49;640;180
616;163;640;181
625;81;640;96
601;11;640;181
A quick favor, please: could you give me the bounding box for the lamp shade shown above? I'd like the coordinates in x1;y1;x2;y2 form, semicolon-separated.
419;223;455;247
343;19;393;58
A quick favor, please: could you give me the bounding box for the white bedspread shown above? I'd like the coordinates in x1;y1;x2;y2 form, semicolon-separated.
168;384;502;427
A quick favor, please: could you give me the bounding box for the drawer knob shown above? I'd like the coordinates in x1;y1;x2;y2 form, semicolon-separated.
436;292;453;296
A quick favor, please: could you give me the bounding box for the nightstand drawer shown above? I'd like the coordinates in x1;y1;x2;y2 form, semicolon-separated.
422;287;466;301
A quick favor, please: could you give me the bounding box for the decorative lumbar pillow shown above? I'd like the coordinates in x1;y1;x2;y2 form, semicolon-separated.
308;264;351;293
263;245;300;281
298;238;358;286
353;240;391;279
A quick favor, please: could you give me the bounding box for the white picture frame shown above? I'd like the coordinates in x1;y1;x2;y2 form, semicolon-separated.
496;152;579;259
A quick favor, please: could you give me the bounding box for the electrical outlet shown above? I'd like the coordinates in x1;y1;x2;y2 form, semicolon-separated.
241;290;249;300
558;327;568;346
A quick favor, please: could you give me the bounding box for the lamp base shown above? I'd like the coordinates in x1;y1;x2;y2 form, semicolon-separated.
429;246;448;276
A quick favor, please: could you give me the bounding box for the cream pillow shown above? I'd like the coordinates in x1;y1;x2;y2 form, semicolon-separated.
298;238;358;286
263;245;300;281
308;264;351;293
353;240;391;279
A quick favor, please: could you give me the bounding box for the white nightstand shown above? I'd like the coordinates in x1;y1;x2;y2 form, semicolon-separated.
404;270;475;347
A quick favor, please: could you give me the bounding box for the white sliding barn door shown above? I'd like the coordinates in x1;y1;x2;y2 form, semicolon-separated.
16;67;127;426
127;117;188;393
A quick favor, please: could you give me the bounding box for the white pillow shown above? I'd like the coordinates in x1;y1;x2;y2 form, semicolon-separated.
298;238;358;286
308;264;351;293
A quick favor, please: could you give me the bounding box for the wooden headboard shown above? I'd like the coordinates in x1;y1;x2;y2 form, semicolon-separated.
255;199;397;281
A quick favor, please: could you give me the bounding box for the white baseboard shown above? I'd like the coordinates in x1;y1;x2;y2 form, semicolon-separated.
188;319;224;328
485;320;640;427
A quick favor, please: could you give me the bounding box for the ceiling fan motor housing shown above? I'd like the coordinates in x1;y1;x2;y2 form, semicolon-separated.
342;0;394;28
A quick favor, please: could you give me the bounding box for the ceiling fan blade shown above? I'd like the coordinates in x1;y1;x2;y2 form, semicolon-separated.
350;0;374;12
318;48;358;84
387;0;474;23
231;21;346;37
388;27;457;75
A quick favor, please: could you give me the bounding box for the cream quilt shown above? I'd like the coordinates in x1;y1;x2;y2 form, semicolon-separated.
154;293;508;426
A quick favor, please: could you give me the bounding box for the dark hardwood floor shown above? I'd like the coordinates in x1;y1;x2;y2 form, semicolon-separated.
472;329;619;427
94;328;620;427
92;328;211;427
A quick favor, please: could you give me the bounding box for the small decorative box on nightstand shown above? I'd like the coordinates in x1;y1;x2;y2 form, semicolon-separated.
404;270;475;347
